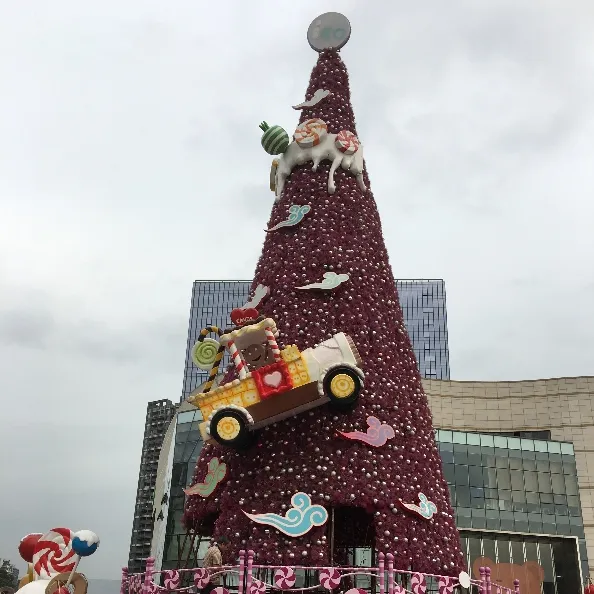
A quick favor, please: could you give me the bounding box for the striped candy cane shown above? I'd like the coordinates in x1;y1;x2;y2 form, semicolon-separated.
264;327;281;361
228;340;248;379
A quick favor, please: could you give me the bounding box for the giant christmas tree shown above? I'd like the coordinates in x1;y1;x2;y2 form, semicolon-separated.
184;16;464;576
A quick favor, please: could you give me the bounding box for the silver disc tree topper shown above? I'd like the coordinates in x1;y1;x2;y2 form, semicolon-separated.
307;12;351;52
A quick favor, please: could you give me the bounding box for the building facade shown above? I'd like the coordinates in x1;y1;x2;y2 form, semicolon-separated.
426;377;594;592
127;399;177;574
180;279;450;402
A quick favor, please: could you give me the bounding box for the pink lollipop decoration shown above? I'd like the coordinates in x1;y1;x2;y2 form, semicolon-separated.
338;416;395;447
32;528;77;579
319;568;341;590
274;567;296;589
411;573;426;594
438;576;454;594
163;570;180;590
194;568;210;589
211;588;230;594
345;589;366;594
249;579;266;594
335;130;360;155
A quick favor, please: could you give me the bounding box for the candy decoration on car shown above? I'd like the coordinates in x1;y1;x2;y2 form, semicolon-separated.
319;568;341;590
249;579;266;594
260;122;290;155
274;567;296;589
294;118;328;148
338;416;395;447
243;492;328;537
193;568;210;589
335;130;360;155
399;493;438;520
163;570;181;591
33;528;77;579
438;576;455;594
411;573;427;594
184;457;228;498
296;271;350;291
267;204;312;232
211;588;230;594
292;88;330;110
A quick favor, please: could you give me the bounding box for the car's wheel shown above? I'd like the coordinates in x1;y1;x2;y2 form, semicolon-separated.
322;366;362;410
209;408;253;449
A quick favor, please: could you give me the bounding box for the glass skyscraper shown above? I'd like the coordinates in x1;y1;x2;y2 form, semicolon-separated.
180;279;450;402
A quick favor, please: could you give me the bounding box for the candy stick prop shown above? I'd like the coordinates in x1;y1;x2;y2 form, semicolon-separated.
64;531;100;588
228;340;248;379
264;327;282;362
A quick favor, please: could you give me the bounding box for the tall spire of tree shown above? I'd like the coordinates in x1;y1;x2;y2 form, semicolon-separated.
184;40;464;576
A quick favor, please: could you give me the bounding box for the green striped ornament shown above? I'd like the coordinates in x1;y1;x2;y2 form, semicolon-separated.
259;121;290;155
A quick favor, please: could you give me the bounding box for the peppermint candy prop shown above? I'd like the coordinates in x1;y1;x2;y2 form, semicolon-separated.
193;568;210;589
411;573;427;594
319;568;341;590
294;118;328;148
249;579;266;594
437;576;455;594
335;130;360;155
163;570;181;591
274;567;296;589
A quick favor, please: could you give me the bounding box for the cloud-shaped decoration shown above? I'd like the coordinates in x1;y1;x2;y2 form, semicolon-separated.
399;493;437;520
184;457;227;498
72;530;100;557
296;272;350;291
267;204;311;232
338;416;395;447
243;492;328;537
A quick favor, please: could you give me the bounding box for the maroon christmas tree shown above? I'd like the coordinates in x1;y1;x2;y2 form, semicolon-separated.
184;25;464;576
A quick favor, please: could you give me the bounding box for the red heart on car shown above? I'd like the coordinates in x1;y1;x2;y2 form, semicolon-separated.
230;308;259;326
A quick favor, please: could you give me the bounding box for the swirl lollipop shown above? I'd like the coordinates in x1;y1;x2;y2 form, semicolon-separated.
191;337;221;370
33;528;77;579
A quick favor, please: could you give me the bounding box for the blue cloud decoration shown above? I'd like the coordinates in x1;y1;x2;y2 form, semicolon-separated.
243;492;328;537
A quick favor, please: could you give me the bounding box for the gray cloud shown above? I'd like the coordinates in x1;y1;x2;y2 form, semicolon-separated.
0;0;593;581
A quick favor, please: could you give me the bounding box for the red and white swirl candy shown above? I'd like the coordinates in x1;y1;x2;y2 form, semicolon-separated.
319;568;341;590
163;570;180;591
274;567;296;589
411;573;427;594
194;568;210;589
211;588;230;594
249;579;266;594
294;119;328;148
335;130;360;155
345;589;366;594
438;576;454;594
32;528;77;579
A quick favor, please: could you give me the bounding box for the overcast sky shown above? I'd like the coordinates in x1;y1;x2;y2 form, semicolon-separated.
1;0;593;581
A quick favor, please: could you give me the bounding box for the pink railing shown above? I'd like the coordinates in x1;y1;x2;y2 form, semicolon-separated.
122;552;520;594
